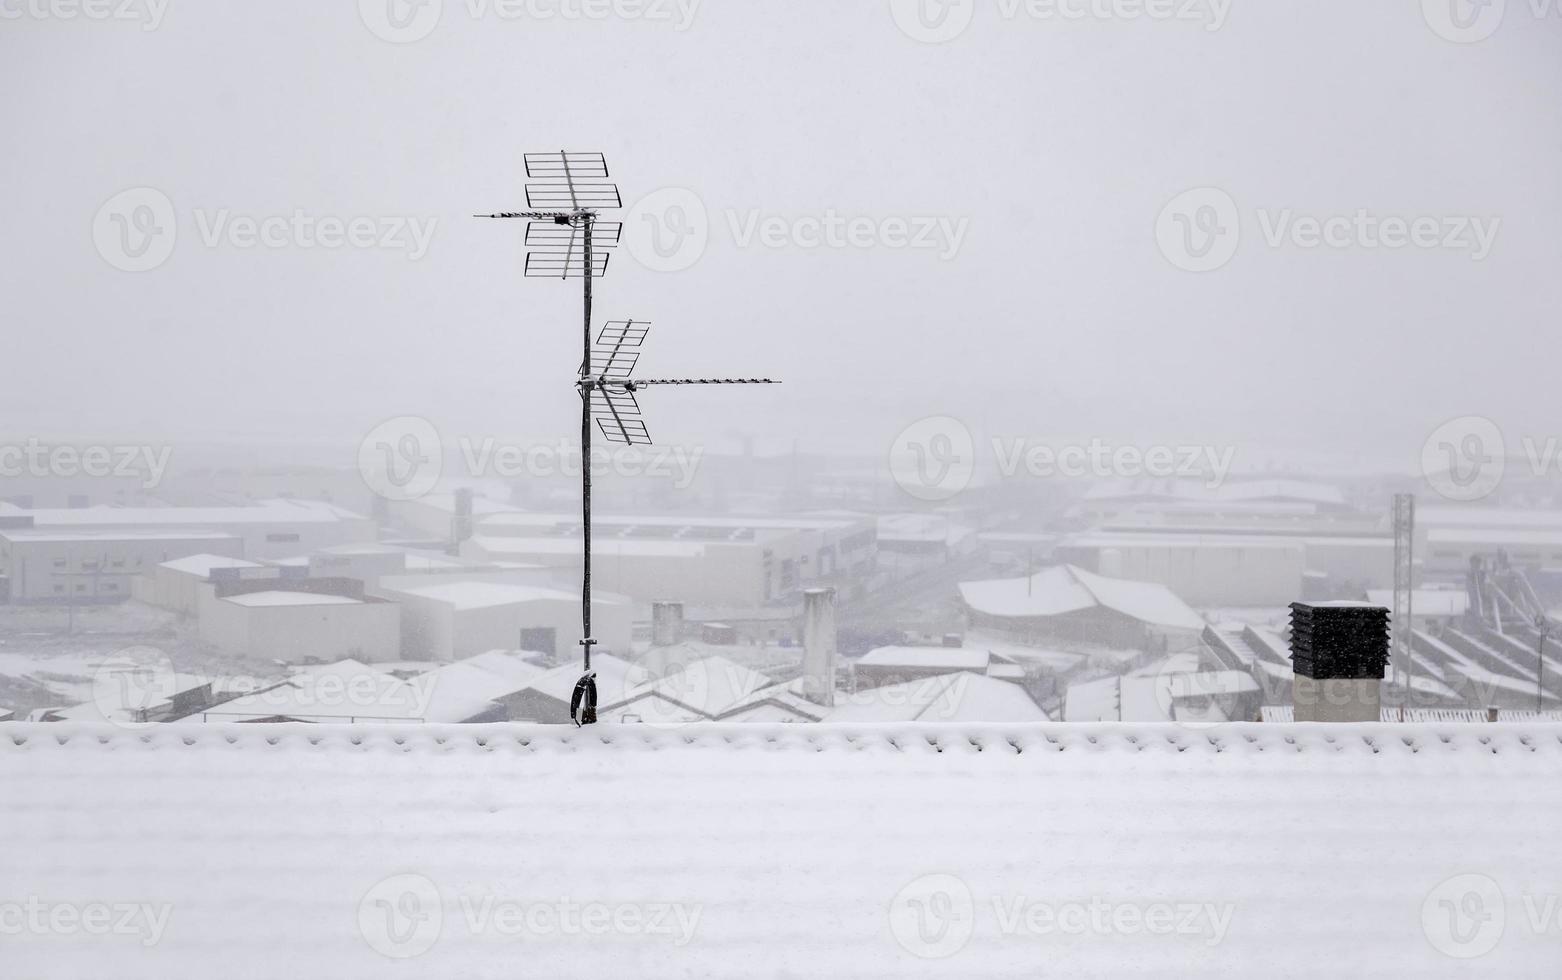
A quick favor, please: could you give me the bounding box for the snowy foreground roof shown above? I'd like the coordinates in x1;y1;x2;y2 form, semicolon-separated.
3;723;1560;977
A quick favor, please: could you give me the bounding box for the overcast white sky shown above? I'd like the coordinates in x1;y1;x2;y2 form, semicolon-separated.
2;1;1559;470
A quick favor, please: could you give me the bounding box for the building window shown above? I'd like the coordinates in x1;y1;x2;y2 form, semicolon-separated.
266;533;301;544
103;582;119;592
75;584;87;593
52;558;67;569
53;584;65;594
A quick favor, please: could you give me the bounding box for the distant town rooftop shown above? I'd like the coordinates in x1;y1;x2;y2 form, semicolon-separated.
222;590;363;608
12;498;366;526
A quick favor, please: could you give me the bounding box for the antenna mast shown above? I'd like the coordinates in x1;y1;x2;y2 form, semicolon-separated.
479;151;778;725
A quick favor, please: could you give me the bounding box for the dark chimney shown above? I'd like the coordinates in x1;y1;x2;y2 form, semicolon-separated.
1289;601;1390;723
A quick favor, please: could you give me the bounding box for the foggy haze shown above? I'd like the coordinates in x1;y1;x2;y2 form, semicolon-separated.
3;1;1559;470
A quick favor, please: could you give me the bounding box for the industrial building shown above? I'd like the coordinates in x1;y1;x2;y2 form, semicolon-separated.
1055;531;1305;606
0;499;374;604
197;580;401;664
460;511;876;608
0;528;245;603
131;553;266;614
958;564;1206;651
376;579;633;663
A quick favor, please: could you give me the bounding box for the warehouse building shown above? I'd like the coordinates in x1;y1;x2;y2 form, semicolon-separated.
0;528;244;604
1054;531;1306;606
958;564;1206;651
461;512;876;607
376;579;633;663
197;580;401;664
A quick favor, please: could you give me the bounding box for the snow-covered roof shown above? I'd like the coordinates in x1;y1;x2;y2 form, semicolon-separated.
876;513;952;544
223;590;362;608
470;535;711;558
14;498;365;527
158;553;264;576
189;660;436;723
959;564;1205;630
386;580;586;610
1418;506;1562;529
612;656;776;721
1427;527;1562;547
481;512;864;532
856;646;991;671
825;673;1049;723
2;722;1561;975
1082;478;1346;507
0;528;239;543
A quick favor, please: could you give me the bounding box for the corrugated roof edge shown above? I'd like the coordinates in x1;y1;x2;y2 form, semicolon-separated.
1;722;1559;757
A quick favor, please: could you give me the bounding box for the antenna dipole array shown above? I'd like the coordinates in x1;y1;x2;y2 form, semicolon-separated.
479;152;778;725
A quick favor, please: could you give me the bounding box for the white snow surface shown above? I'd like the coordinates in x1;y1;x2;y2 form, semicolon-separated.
960;564;1206;630
1;722;1559;977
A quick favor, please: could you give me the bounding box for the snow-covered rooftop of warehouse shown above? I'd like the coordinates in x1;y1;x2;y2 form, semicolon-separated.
10;498;365;526
222;590;362;607
157;553;264;576
470;535;711;558
481;512;865;532
1083;477;1346;506
0;528;239;543
959;564;1206;629
856;646;991;670
1417;505;1562;528
826;673;1049;723
6;721;1558;977
384;580;602;610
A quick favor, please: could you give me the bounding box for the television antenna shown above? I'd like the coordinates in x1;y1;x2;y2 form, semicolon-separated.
478;151;778;725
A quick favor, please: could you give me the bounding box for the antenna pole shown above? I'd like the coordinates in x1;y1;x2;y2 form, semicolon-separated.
580;211;595;670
